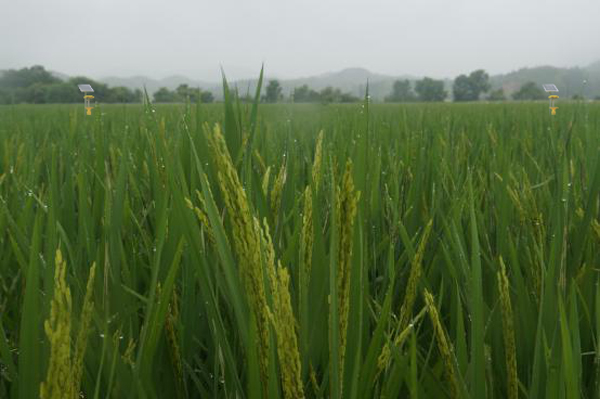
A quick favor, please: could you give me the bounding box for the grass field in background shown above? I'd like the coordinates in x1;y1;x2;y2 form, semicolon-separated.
0;95;599;398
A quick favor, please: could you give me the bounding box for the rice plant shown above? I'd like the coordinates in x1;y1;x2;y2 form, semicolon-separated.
0;87;599;398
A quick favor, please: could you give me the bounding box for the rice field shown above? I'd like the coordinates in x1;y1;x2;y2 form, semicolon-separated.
1;92;600;398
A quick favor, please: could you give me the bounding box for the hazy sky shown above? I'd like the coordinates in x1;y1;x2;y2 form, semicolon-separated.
2;0;599;81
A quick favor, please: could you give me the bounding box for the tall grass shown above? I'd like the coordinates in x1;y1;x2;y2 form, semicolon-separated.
0;94;599;398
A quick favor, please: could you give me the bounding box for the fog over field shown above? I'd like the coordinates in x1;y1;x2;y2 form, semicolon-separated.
2;0;599;80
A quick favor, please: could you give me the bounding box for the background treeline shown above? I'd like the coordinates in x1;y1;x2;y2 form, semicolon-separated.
2;65;598;105
0;66;143;105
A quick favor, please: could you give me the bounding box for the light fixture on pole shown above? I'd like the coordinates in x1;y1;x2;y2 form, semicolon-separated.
543;84;559;115
78;84;95;115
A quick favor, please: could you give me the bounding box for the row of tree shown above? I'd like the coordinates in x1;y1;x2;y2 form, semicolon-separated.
266;72;552;103
1;65;588;105
384;70;555;103
153;84;214;103
0;66;143;105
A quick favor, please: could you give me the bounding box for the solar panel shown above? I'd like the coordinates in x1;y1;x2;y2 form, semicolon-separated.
78;84;94;93
542;84;559;93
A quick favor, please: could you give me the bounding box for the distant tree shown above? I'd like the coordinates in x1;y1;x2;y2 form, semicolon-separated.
385;80;415;102
175;84;191;101
134;89;143;102
318;87;337;103
339;91;359;103
488;88;506;101
265;80;282;103
512;82;545;100
293;84;320;102
200;91;214;103
104;86;139;103
414;77;447;102
0;65;60;89
22;83;49;104
153;85;213;103
45;83;81;103
0;89;8;104
316;86;359;103
572;94;584;101
453;70;490;101
595;96;600;101
153;87;179;103
453;75;474;101
0;65;143;104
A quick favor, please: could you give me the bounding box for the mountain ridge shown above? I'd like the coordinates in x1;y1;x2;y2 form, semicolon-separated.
6;61;598;100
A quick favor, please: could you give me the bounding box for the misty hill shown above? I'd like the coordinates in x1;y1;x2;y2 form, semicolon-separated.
95;68;420;100
490;65;598;98
101;75;213;97
3;62;599;102
93;62;600;100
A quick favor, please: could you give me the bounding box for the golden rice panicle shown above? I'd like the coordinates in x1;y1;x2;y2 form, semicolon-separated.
312;130;324;191
259;217;278;299
300;186;314;281
260;213;304;398
270;266;305;399
40;249;75;399
336;160;360;380
497;257;518;399
424;289;460;399
254;149;267;175
73;262;96;394
399;220;433;331
261;166;271;197
184;190;215;244
166;289;185;399
205;123;271;391
271;162;287;219
376;217;433;375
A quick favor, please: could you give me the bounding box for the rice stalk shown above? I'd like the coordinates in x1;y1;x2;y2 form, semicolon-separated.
312;130;324;191
259;218;305;398
300;186;314;283
205;123;271;393
271;162;286;219
424;289;460;399
497;257;518;399
72;262;96;394
336;160;360;382
40;249;75;399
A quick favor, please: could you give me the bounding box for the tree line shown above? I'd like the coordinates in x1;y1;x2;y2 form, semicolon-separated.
0;66;217;105
259;73;559;103
384;70;554;103
0;65;586;105
0;66;143;105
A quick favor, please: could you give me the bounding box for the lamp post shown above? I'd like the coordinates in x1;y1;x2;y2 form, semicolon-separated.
78;84;95;115
542;84;559;116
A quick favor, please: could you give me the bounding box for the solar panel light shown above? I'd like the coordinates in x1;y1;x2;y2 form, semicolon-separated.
78;84;95;115
543;84;559;115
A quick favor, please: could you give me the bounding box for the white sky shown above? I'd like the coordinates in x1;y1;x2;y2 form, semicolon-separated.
1;0;599;81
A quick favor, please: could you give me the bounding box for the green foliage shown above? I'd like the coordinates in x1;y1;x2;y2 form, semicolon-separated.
415;77;447;102
265;79;283;103
291;84;358;103
384;79;415;102
488;88;506;101
0;98;599;398
512;81;546;100
0;66;141;104
453;69;491;102
292;84;320;102
318;86;358;103
153;85;214;103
